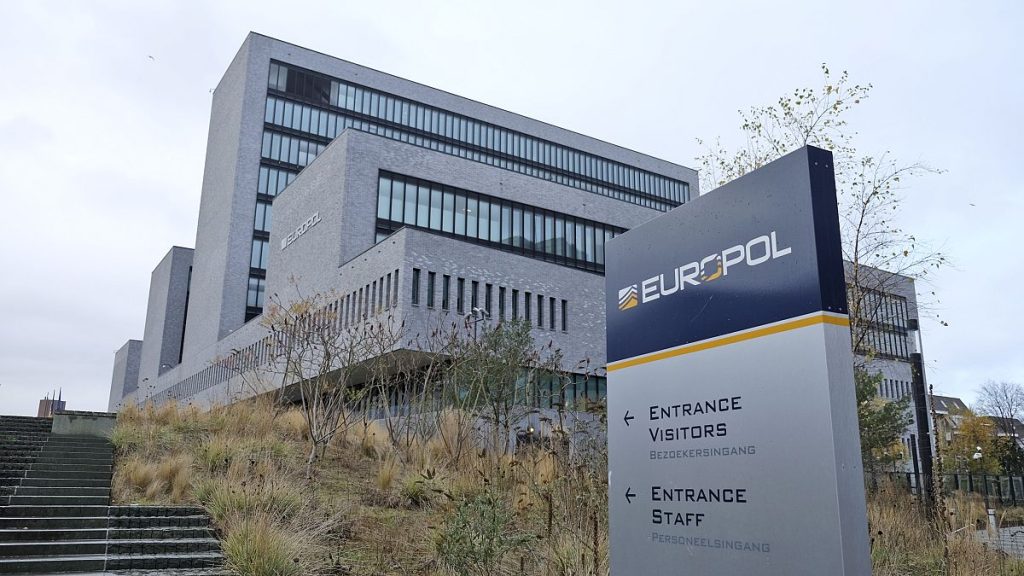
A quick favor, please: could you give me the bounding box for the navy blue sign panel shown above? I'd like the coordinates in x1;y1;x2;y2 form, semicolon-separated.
605;146;847;363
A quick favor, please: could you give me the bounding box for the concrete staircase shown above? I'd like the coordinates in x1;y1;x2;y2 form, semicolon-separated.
0;415;225;574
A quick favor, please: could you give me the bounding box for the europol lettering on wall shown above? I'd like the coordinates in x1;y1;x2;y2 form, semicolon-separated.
617;231;792;311
280;212;321;250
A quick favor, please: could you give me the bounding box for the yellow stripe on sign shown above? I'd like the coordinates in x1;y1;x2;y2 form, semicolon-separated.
607;312;850;372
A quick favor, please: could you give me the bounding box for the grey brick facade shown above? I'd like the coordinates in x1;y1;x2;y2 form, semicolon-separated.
110;32;697;411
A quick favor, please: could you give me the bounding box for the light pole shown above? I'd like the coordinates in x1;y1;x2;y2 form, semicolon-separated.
974;446;996;531
466;307;490;340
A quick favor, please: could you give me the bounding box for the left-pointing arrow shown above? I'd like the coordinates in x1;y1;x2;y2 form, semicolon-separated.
624;411;634;426
625;487;636;504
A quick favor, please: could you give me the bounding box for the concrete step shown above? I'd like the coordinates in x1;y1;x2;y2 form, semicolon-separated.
34;454;113;465
14;477;110;488
38;446;113;456
0;554;105;573
0;516;107;530
0;430;51;437
0;526;215;542
41;443;113;452
25;462;111;473
0;538;221;558
110;506;207;518
24;469;110;480
7;495;110;506
106;551;224;571
48;435;112;442
41;438;112;447
110;515;214;530
0;516;105;530
0;505;111;518
11;486;110;496
0;551;226;573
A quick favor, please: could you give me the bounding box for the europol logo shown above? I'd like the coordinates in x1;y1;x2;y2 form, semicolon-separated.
618;285;639;311
616;231;792;312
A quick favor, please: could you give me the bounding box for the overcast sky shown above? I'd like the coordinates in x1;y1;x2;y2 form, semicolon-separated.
0;0;1020;416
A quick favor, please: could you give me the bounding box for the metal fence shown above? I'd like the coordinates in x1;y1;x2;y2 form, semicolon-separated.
871;471;1024;508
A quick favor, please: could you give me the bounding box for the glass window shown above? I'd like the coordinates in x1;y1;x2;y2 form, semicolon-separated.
390;179;404;223
427;272;436;308
456;278;465;314
586;224;596;263
258;166;269;194
561;300;568;331
554;216;565;257
454;194;467;235
478;199;490;240
523;208;534;250
403;182;417;225
537;294;544;327
377;177;391;219
489;203;501;243
254;201;272;232
442;190;455;233
485;284;493;315
442;275;451;310
544;214;555;255
512;207;523;248
467;196;478;237
534;212;544;253
524;291;531;321
549;297;556;330
416;183;429;227
411;269;420;305
512;289;519;319
501;204;512;246
430;186;442;230
499;286;506;319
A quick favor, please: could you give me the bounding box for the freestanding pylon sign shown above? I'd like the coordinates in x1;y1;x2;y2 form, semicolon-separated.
605;146;870;575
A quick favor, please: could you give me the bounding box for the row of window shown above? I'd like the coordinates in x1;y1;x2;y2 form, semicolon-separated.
254;201;273;233
860;326;911;360
257;165;297;197
264;99;676;210
250;239;270;270
856;288;911;331
267;62;689;209
339;270;402;330
377;173;622;273
853;289;912;360
880;378;912;401
260;130;327;168
411;268;569;332
535;373;608;410
349;371;608;419
246;277;266;309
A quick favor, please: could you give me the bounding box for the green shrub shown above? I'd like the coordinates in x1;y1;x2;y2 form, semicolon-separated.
223;516;302;576
436;491;532;576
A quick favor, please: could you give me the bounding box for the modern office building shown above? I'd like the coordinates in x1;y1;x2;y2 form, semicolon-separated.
848;263;933;475
108;34;932;468
109;32;696;411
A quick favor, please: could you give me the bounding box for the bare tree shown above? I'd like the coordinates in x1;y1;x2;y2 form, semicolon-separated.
696;64;946;357
249;284;410;479
976;380;1024;437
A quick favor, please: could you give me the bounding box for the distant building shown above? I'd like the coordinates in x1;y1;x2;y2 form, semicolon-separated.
930;394;970;451
36;395;66;418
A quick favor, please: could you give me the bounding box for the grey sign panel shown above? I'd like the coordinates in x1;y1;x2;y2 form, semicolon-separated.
605;147;869;575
